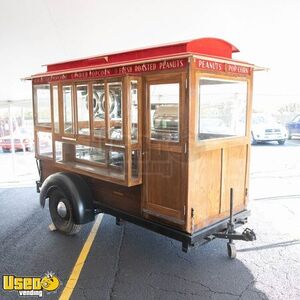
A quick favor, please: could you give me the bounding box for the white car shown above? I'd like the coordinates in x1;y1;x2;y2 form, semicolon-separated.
251;114;287;145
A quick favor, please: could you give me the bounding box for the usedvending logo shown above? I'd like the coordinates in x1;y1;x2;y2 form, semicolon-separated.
2;271;61;298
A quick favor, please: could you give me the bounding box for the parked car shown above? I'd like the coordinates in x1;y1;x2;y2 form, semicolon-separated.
0;127;34;152
286;114;300;139
251;114;287;145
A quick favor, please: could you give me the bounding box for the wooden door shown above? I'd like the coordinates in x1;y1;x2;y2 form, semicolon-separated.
142;74;187;226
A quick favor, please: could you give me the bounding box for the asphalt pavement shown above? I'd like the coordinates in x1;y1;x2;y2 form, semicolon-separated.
0;140;300;300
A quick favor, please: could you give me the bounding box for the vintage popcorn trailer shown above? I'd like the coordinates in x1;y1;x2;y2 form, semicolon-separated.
29;38;257;258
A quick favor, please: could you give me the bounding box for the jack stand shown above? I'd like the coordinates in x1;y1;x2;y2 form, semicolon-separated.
213;188;256;259
227;188;236;259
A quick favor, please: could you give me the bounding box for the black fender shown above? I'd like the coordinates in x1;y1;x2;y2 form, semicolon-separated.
40;172;95;224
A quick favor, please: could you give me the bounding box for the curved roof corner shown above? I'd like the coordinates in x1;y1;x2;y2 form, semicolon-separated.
187;37;239;59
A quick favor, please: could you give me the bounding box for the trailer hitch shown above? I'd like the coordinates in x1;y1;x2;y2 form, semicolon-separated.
213;188;256;259
213;227;256;241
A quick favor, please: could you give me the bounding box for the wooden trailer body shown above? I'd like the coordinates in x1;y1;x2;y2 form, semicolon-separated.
29;38;257;253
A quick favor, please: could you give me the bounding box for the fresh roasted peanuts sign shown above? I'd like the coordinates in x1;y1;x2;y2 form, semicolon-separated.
32;58;188;84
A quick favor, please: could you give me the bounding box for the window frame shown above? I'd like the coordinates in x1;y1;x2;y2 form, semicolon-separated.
36;130;53;159
33;84;52;129
149;82;181;144
129;78;140;145
106;79;125;144
91;80;106;141
46;76;141;186
126;76;142;185
74;82;91;143
74;143;107;168
195;73;251;146
61;84;76;137
145;73;185;154
51;83;60;135
33;83;53;161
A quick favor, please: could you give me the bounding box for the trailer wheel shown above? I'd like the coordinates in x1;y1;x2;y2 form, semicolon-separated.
227;242;236;259
49;188;82;235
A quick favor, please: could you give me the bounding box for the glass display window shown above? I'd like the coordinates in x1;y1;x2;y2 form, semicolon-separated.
108;82;123;141
37;131;53;158
52;85;59;133
75;144;106;165
34;84;51;127
198;78;247;141
92;83;106;138
130;80;139;143
76;84;90;136
149;83;180;142
62;85;74;135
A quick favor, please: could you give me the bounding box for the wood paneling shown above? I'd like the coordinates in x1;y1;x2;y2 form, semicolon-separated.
143;149;183;222
189;149;222;231
188;144;248;233
89;178;141;216
40;160;142;216
220;145;248;214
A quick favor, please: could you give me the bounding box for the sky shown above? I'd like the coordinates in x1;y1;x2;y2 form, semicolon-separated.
1;0;300;111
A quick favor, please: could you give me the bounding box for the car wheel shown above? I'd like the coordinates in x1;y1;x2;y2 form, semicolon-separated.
288;132;292;140
278;139;286;145
49;188;82;235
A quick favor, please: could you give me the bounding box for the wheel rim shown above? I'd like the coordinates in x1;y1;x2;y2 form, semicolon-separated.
57;201;68;219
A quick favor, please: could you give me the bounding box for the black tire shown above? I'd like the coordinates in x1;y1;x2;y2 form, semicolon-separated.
288;132;292;140
278;139;285;145
49;188;82;235
227;242;236;259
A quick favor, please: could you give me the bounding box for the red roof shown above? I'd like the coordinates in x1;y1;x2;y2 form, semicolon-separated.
46;38;239;73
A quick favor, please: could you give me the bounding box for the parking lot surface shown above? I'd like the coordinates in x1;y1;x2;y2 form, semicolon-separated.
0;139;300;299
